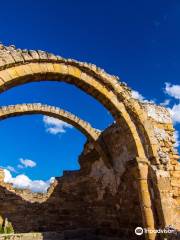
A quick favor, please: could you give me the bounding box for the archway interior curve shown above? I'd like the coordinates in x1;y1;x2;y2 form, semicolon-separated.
0;81;114;134
0;63;146;160
0;43;159;162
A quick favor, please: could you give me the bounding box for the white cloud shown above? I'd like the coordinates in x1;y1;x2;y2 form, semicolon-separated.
163;83;180;124
17;164;24;169
3;169;55;193
4;169;13;182
43;116;72;135
131;90;145;101
160;99;170;107
19;158;37;168
131;90;154;103
168;103;180;124
165;82;180;100
174;131;180;148
6;166;17;173
163;82;180;149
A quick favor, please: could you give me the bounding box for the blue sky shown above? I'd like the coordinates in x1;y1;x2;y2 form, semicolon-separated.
0;0;180;191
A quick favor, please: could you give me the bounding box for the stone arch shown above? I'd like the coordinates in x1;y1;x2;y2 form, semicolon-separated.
0;103;100;141
0;44;159;239
0;103;111;166
0;44;159;163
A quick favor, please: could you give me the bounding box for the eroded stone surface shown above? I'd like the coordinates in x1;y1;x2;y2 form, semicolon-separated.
0;117;179;239
0;123;143;239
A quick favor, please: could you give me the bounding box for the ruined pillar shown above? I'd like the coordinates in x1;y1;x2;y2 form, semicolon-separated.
136;158;156;240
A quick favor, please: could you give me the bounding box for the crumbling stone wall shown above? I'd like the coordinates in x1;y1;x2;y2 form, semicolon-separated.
141;103;180;230
1;101;179;239
0;121;144;240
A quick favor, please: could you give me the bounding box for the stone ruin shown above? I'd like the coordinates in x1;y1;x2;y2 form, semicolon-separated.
0;43;179;240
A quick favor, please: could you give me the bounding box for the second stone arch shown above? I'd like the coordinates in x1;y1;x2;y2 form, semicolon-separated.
0;103;112;167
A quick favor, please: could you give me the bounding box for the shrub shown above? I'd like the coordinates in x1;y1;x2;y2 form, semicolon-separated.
0;219;14;234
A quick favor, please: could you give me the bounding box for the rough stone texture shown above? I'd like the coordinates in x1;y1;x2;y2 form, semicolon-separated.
0;43;179;240
0;115;179;239
0;123;143;240
141;103;180;230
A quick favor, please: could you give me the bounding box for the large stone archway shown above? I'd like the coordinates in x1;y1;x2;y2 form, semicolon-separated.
0;44;179;240
0;44;157;161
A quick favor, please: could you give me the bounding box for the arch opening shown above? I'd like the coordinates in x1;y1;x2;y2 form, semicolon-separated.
0;60;153;161
0;106;144;236
0;108;98;202
0;103;111;168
